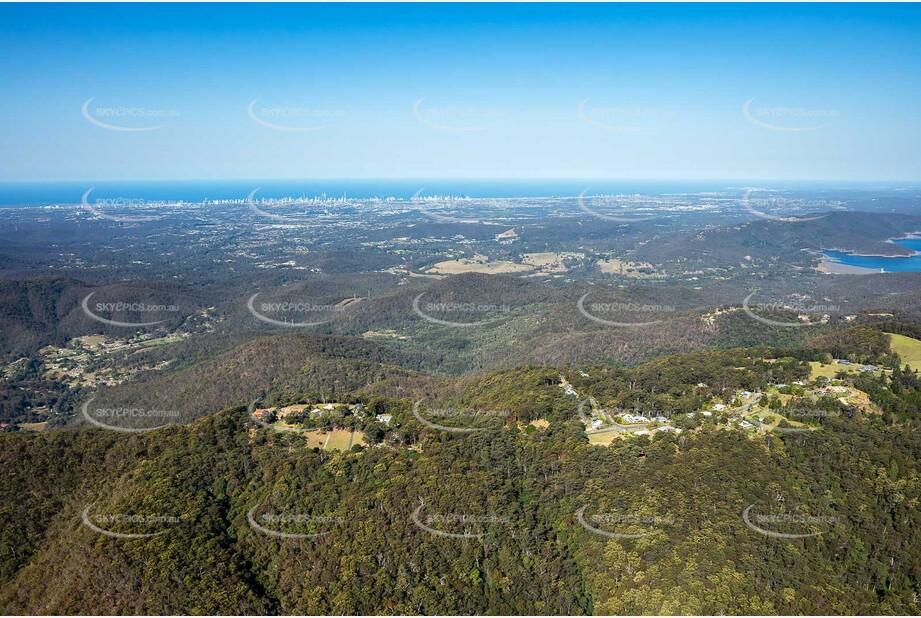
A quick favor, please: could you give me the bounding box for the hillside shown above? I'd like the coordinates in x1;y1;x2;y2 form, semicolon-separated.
1;338;920;614
72;333;431;431
635;211;921;270
889;333;921;370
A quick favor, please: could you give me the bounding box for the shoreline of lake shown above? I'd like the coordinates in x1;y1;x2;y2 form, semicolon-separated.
816;256;881;275
817;237;921;274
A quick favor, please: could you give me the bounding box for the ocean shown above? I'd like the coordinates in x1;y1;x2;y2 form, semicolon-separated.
0;179;899;207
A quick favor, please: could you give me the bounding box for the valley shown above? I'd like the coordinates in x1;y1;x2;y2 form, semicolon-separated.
1;189;920;615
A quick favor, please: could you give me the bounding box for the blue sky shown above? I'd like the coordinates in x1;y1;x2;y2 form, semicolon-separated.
1;3;919;182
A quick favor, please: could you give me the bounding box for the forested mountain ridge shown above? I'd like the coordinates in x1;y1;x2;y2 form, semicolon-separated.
2;336;920;615
635;211;921;269
70;333;432;430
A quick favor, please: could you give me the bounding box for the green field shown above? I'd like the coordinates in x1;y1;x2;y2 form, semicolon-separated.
808;360;882;380
324;428;362;451
139;336;183;348
888;333;921;370
77;335;106;347
809;361;853;380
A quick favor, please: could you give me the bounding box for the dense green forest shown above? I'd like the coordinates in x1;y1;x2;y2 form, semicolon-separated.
2;334;919;615
2;204;920;614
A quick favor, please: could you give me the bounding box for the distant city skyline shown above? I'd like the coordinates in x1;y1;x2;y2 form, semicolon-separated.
1;3;919;182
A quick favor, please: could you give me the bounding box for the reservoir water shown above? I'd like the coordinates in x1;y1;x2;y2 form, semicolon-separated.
822;239;921;273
